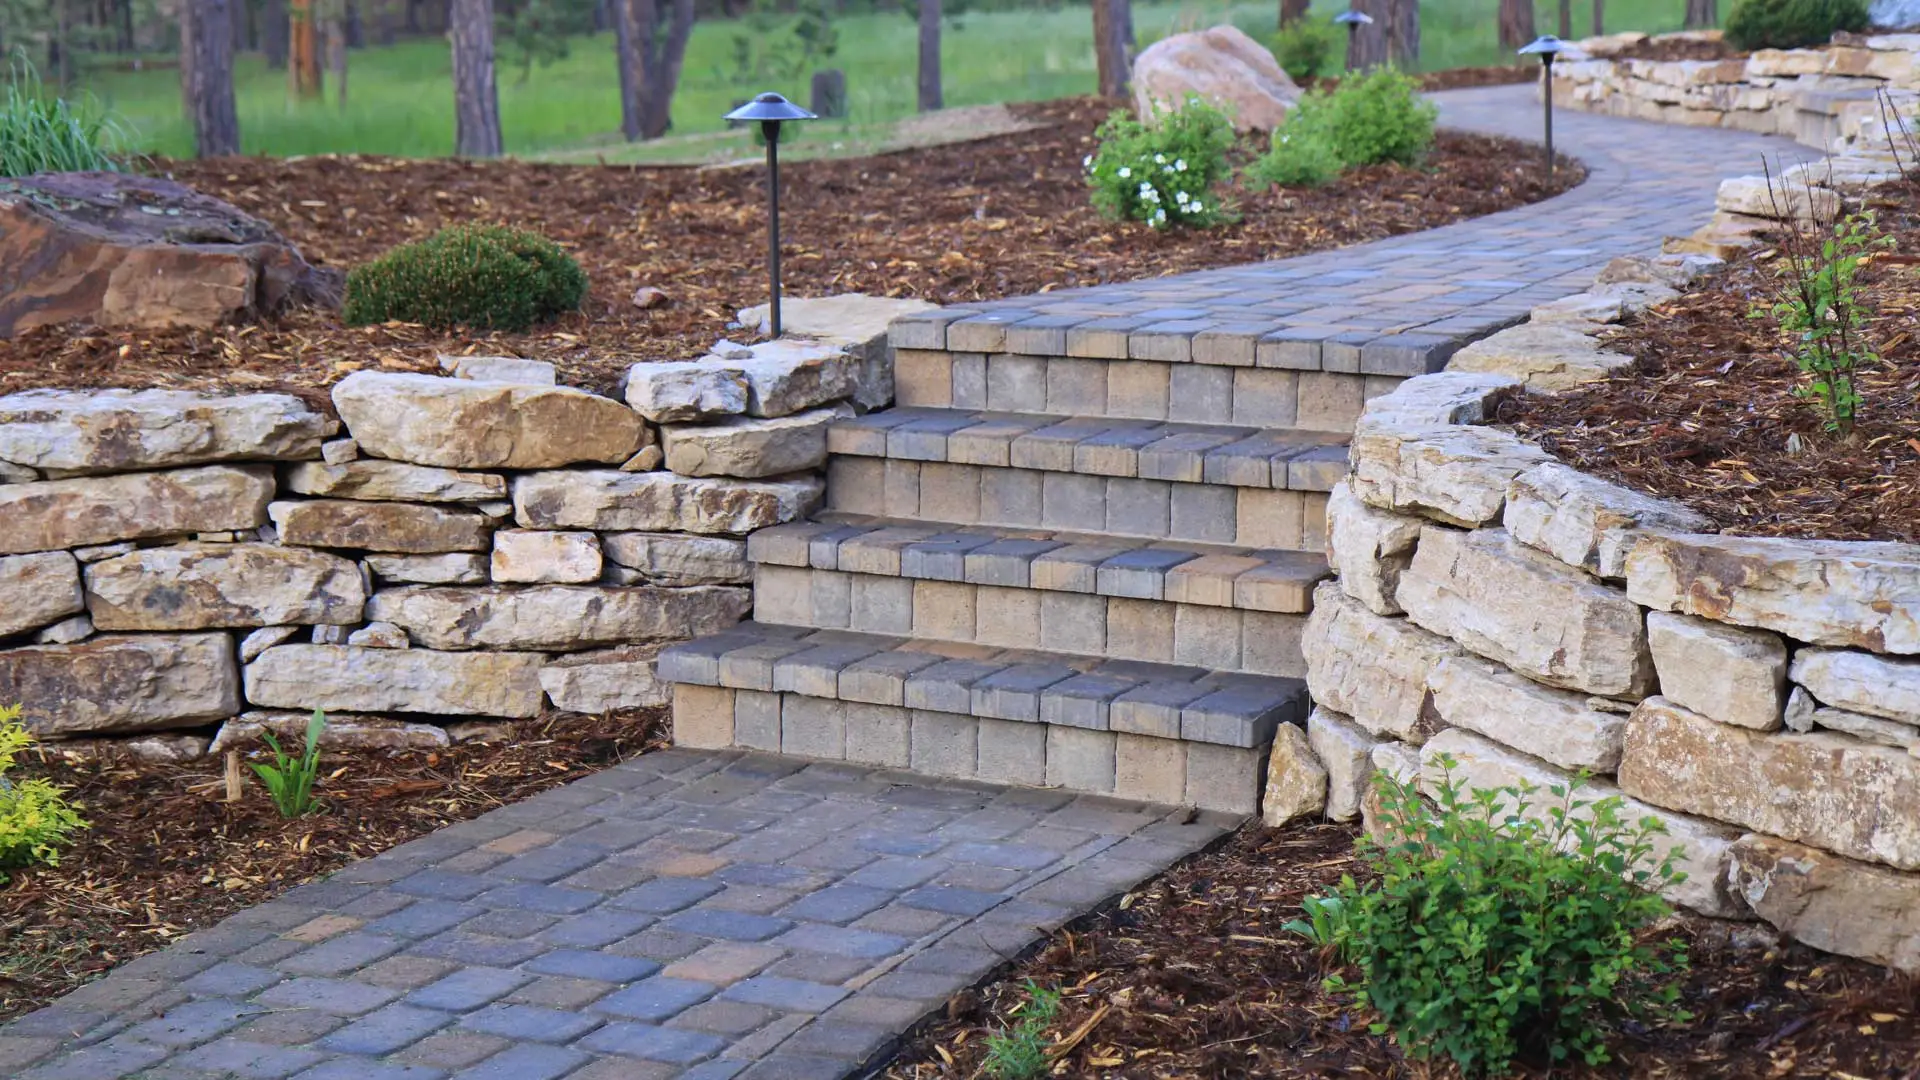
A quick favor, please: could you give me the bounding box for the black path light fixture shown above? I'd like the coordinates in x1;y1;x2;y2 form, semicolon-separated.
1519;35;1569;177
1332;9;1374;72
724;91;817;338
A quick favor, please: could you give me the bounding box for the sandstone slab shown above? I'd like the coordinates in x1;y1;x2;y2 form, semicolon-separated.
1789;647;1920;725
512;470;822;535
348;621;411;649
270;499;492;553
662;405;847;479
34;614;93;645
1;633;240;736
622;362;750;423
0;552;84;639
1648;611;1787;730
0;465;275;556
1351;421;1552;528
1302;581;1459;743
540;645;672;713
1356;370;1520;428
737;293;937;410
601;533;751;585
0;389;333;475
1716;175;1841;220
84;543;366;631
1262;723;1327;827
245;645;547;717
1447;322;1633;391
332;371;644;469
726;338;864;417
365;553;490;585
240;625;301;662
1398;527;1655;697
1132;24;1299;131
1307;708;1380;823
491;530;603;584
1729;834;1920;973
440;354;557;385
1620;697;1920;872
1426;654;1629;772
1324;479;1424;616
366;584;750;651
1625;532;1920;654
283;460;505;503
210;711;450;754
1505;462;1715;579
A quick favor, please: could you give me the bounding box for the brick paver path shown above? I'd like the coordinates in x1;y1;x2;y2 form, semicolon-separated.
1;85;1819;1080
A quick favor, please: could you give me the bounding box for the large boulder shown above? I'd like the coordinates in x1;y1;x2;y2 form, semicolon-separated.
0;172;339;337
1131;25;1300;131
0;389;334;475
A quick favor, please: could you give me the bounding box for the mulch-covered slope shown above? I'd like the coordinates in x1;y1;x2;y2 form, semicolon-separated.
0;709;666;1023
0;98;1579;403
884;823;1920;1080
1504;183;1920;544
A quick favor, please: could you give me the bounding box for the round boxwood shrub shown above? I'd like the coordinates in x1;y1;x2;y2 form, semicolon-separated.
343;223;588;332
1724;0;1868;51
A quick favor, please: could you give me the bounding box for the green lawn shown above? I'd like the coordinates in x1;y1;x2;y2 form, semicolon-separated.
76;0;1692;160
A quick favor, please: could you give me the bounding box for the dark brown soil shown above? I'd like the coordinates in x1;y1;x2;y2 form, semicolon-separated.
0;708;667;1023
884;823;1920;1080
0;97;1581;405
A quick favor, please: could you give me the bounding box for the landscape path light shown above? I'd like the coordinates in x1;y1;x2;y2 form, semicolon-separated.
1519;35;1569;177
724;91;817;338
1333;9;1374;72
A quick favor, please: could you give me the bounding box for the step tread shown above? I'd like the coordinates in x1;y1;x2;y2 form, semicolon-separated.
748;517;1328;614
661;622;1308;750
828;408;1349;492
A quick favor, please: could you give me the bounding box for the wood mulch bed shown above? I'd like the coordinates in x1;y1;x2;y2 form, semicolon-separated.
1503;182;1920;544
0;97;1580;405
0;708;666;1024
884;823;1920;1079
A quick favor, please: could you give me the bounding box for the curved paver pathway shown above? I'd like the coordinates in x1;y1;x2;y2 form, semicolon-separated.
0;85;1818;1080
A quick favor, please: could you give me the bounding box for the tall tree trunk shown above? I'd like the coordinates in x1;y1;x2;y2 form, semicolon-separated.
180;0;196;116
632;0;695;140
1497;0;1535;49
1279;0;1310;28
1092;0;1129;99
1683;0;1716;28
450;0;502;155
1348;0;1391;69
345;0;363;46
613;0;639;140
1593;0;1604;35
289;0;323;96
406;0;423;32
186;0;242;155
119;0;136;51
1388;0;1419;67
326;5;347;107
263;0;289;68
1558;0;1571;37
917;0;941;112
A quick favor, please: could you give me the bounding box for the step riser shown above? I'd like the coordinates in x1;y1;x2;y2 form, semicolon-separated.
895;349;1413;432
672;684;1268;814
753;565;1306;678
826;457;1331;550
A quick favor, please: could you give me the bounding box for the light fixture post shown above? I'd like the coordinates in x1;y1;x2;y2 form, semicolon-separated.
1332;9;1374;73
724;92;817;338
1519;36;1568;177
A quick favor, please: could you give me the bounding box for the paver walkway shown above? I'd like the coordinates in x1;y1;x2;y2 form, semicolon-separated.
1;85;1819;1080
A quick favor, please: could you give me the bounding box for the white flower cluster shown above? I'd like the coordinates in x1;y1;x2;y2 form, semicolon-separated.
1088;147;1207;229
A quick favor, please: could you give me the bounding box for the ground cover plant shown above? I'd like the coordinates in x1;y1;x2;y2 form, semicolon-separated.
0;53;123;177
1723;0;1867;51
249;711;328;818
1086;96;1235;229
1251;67;1439;189
344;222;590;332
0;706;86;885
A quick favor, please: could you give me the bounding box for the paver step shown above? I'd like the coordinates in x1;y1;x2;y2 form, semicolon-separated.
891;347;1420;431
662;622;1306;813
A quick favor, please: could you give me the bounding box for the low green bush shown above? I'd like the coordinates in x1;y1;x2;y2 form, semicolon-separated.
0;51;125;177
1295;762;1691;1077
344;223;588;332
1272;18;1341;83
1249;67;1437;189
0;704;87;883
1245;127;1343;188
251;710;328;818
980;980;1062;1080
1085;96;1236;229
1724;0;1868;50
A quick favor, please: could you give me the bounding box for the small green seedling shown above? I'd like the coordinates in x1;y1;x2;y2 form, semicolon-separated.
251;710;327;818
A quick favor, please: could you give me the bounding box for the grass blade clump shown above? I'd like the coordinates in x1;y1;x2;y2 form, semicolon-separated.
0;50;126;177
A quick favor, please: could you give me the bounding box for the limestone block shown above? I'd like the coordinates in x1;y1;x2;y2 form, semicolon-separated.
0;388;333;475
1593;252;1724;290
490;530;603;585
736;293;936;411
366;584;749;651
1398;527;1655;697
84;543;366;630
1307;708;1379;822
332;371;644;469
1325;479;1424;616
1729;834;1920;973
282;460;505;503
1528;293;1624;325
1261;723;1327;827
1427;654;1629;772
1447;322;1634;391
440;354;557;385
0;552;84;639
601;533;751;585
1746;48;1827;77
1625;532;1920;654
1;633;240;736
240;625;300;662
1799;700;1920;750
1350;421;1551;528
1302;581;1460;743
347;622;409;649
1620;697;1920;872
696;338;865;417
364;553;490;585
1647;611;1787;730
1422;728;1742;916
1715;176;1841;221
0;465;274;556
662;405;848;479
1789;647;1920;725
1362;739;1423;840
211;711;449;754
512;470;822;535
245;644;547;717
270;499;491;554
1354;370;1520;428
540;644;672;712
34;614;93;645
623;362;750;423
1505;462;1715;579
321;438;359;465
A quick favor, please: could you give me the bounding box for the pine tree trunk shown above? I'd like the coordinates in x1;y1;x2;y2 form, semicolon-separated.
634;0;694;139
326;7;347;107
917;0;942;112
614;0;640;141
1092;0;1130;99
186;0;242;156
449;0;502;156
1558;0;1571;37
1388;0;1419;67
263;0;290;68
1683;0;1716;28
290;0;323;96
1593;0;1604;36
1279;0;1311;28
345;0;363;46
1348;0;1391;69
1498;0;1535;50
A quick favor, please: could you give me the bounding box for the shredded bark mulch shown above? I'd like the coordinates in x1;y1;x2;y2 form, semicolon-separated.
0;97;1581;404
885;823;1920;1079
0;708;666;1023
1503;183;1920;544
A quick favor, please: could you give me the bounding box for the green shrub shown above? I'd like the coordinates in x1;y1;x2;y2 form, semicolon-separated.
1246;126;1343;188
0;704;87;883
251;710;327;818
1299;762;1690;1077
980;980;1061;1080
1085;96;1236;230
1755;207;1889;435
0;51;125;177
1272;18;1341;82
1725;0;1868;50
1286;66;1438;170
344;223;588;332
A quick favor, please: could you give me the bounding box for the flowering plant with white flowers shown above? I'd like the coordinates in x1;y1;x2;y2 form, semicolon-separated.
1084;95;1235;230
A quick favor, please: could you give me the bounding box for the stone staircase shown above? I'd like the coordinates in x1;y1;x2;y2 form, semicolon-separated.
657;311;1440;816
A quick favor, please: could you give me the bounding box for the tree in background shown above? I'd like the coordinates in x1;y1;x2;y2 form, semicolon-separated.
918;0;941;110
615;0;695;140
1498;0;1535;48
323;0;347;106
1348;0;1390;69
185;0;240;154
1685;0;1717;27
1092;0;1130;98
450;0;502;155
500;0;593;84
261;0;289;68
1559;0;1573;36
289;0;322;95
1595;0;1605;35
1388;0;1418;66
1280;0;1311;28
